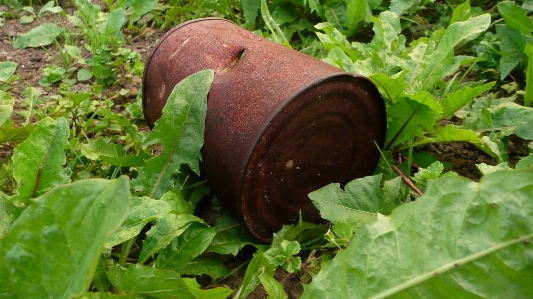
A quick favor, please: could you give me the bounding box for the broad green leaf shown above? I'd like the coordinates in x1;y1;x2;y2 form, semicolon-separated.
496;24;533;79
389;0;414;16
11;117;68;205
105;197;171;248
385;92;442;149
0;61;17;82
346;0;370;36
155;222;217;271
411;14;490;91
108;264;195;299
137;213;202;264
208;212;258;256
0;91;14;128
242;0;261;30
514;117;533;140
261;0;291;47
315;22;359;61
412;125;497;160
103;7;125;43
129;0;158;23
131;70;214;199
370;71;409;105
271;219;328;248
476;162;510;175
12;23;60;48
0;120;35;144
64;45;82;58
178;255;230;281
439;82;495;120
0;177;130;299
497;1;533;36
308;174;401;227
259;273;287;299
462;102;533;132
233;251;276;299
307;0;324;18
81;138;149;167
525;43;533;107
302;170;533;298
450;0;471;24
0;200;11;238
516;153;533;169
182;278;234;299
78;68;93;81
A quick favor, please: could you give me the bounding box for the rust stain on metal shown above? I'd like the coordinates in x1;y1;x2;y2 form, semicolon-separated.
142;18;387;242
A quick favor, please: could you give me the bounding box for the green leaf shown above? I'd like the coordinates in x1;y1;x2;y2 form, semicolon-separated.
242;0;260;30
259;272;287;299
81;138;148;167
370;72;409;105
516;153;533;169
260;0;291;47
104;8;125;40
105;196;171;248
389;0;414;16
137;213;202;264
131;70;214;199
0;61;17;82
208;212;258;256
183;278;234;299
385;92;442;149
0;177;130;299
129;0;158;23
450;0;471;24
302;170;533;298
234;251;277;299
64;45;82;58
476;162;510;175
412;161;457;186
525;43;533;107
308;174;402;227
497;1;533;36
0;120;35;144
108;264;196;299
264;240;302;273
496;24;533;79
514;117;533;140
78;68;93;81
0;91;14;128
410;14;491;91
11;117;68;205
178;255;230;281
155;222;217;271
439;82;496;120
346;0;370;37
12;23;60;48
462;102;533;132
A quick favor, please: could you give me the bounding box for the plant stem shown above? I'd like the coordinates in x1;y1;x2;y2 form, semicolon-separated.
119;236;137;266
391;165;424;197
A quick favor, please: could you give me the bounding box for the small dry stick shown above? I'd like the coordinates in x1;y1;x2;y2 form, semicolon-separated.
391;165;424;197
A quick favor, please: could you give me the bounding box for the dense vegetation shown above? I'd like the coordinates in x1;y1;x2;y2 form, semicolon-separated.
1;0;533;298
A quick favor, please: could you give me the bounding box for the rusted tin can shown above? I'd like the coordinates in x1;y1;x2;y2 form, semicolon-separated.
143;18;386;242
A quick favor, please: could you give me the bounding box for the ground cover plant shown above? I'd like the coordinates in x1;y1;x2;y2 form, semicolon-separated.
1;0;533;298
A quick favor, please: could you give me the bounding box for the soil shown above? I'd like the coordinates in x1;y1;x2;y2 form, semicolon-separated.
0;4;530;299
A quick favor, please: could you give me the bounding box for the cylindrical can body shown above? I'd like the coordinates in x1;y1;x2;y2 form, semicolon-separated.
143;18;386;242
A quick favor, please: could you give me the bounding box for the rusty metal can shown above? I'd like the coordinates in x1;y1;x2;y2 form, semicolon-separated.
142;18;386;242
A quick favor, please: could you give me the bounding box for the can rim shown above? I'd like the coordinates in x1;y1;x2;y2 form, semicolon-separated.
239;72;386;242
